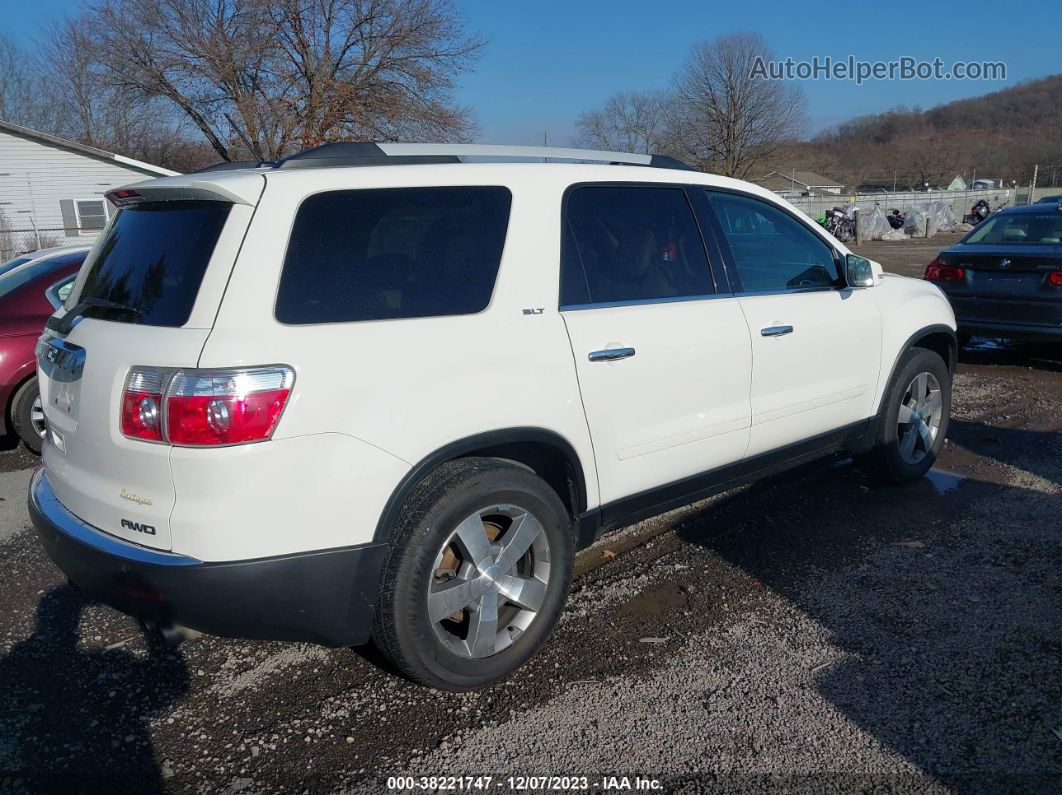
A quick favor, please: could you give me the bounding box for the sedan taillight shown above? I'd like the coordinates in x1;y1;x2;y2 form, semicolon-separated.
121;366;294;447
924;258;965;282
1049;271;1062;287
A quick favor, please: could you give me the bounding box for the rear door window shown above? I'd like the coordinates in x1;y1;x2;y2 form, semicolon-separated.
561;185;714;307
275;187;512;324
76;201;232;326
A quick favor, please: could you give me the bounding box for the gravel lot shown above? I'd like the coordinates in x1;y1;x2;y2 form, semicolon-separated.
0;235;1059;792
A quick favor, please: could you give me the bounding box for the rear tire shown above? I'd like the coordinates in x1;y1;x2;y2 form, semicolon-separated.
856;347;951;485
11;378;45;455
372;458;573;691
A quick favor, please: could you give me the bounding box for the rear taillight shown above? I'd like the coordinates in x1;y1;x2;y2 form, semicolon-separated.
1049;271;1062;287
924;258;965;282
121;369;165;442
120;366;294;447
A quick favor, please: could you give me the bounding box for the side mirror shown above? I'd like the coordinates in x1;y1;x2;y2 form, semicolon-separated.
846;254;883;288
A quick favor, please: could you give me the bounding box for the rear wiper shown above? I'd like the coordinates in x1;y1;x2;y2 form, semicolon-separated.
48;297;142;335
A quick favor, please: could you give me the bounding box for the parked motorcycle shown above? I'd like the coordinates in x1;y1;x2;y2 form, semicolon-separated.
963;199;991;226
823;207;854;242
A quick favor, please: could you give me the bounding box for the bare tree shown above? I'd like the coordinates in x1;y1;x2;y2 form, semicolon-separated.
0;208;15;261
41;19;190;160
0;35;55;131
81;0;484;162
670;32;806;178
575;90;674;154
891;134;960;190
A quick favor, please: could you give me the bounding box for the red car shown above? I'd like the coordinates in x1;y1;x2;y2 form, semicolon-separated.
0;250;87;452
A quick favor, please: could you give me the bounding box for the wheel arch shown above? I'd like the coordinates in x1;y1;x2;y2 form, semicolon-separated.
373;427;590;544
875;323;957;414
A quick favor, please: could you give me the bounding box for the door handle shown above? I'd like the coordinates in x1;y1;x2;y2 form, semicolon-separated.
588;347;636;362
760;325;794;337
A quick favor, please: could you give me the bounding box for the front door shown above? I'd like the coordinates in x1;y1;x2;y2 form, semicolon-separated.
703;189;882;456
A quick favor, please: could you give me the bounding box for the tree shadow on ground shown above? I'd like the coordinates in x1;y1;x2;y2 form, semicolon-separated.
674;421;1062;789
0;586;189;791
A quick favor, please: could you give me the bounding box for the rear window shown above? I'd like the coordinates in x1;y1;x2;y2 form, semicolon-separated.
275;187;512;324
0;252;86;301
75;201;231;326
965;212;1062;245
0;256;33;279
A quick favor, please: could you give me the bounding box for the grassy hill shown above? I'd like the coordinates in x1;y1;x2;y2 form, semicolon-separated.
773;74;1062;191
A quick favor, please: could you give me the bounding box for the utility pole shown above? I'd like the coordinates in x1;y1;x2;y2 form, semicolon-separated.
17;210;41;250
1030;163;1038;204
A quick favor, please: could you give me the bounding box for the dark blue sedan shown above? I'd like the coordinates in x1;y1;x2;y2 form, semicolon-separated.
924;203;1062;344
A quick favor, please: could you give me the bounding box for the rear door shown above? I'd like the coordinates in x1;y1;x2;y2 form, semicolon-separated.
38;190;260;550
560;184;752;506
702;189;882;456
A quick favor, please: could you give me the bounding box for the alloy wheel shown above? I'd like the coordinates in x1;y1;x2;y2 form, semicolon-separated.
896;371;943;464
426;504;551;659
30;395;46;439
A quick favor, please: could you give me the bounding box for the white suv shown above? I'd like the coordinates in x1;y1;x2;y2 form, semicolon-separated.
30;143;956;690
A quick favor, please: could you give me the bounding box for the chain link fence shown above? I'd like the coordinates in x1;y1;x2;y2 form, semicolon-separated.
784;187;1014;222
0;226;102;261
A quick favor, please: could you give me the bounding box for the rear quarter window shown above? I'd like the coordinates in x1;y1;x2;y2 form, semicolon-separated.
76;201;232;327
275;187;512;324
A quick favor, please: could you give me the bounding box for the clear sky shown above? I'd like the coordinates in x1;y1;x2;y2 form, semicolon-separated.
6;0;1061;145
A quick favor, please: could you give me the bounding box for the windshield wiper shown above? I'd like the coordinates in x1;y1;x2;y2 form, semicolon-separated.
48;296;142;335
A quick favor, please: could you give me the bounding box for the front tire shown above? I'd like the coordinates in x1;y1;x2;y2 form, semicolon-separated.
372;458;574;691
11;378;45;454
856;347;951;484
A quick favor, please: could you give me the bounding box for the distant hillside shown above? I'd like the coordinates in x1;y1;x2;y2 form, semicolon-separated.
770;74;1062;191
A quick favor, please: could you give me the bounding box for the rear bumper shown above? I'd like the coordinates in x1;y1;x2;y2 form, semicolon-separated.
29;469;387;647
957;320;1062;341
945;294;1062;341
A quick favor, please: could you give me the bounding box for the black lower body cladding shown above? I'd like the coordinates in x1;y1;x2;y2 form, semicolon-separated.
29;470;387;647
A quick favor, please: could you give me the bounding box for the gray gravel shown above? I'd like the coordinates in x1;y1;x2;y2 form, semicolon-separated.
0;466;32;543
408;439;1062;788
0;335;1059;792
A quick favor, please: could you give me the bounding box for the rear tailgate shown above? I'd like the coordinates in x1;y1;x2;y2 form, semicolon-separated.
39;175;263;551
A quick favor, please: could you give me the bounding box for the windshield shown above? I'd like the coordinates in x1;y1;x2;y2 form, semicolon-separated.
965;212;1062;245
0;251;86;301
74;201;232;327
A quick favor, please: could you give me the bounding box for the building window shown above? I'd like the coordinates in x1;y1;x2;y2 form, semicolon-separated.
76;200;107;230
59;198;109;236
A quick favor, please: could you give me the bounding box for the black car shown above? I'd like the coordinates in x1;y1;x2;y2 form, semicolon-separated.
924;203;1062;344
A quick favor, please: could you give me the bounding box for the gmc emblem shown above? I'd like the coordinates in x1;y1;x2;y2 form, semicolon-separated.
121;519;157;536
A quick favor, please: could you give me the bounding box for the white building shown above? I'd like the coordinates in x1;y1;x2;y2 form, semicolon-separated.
0;119;176;253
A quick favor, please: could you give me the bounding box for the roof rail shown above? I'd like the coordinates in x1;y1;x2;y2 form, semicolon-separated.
271;142;695;171
193;160;269;173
